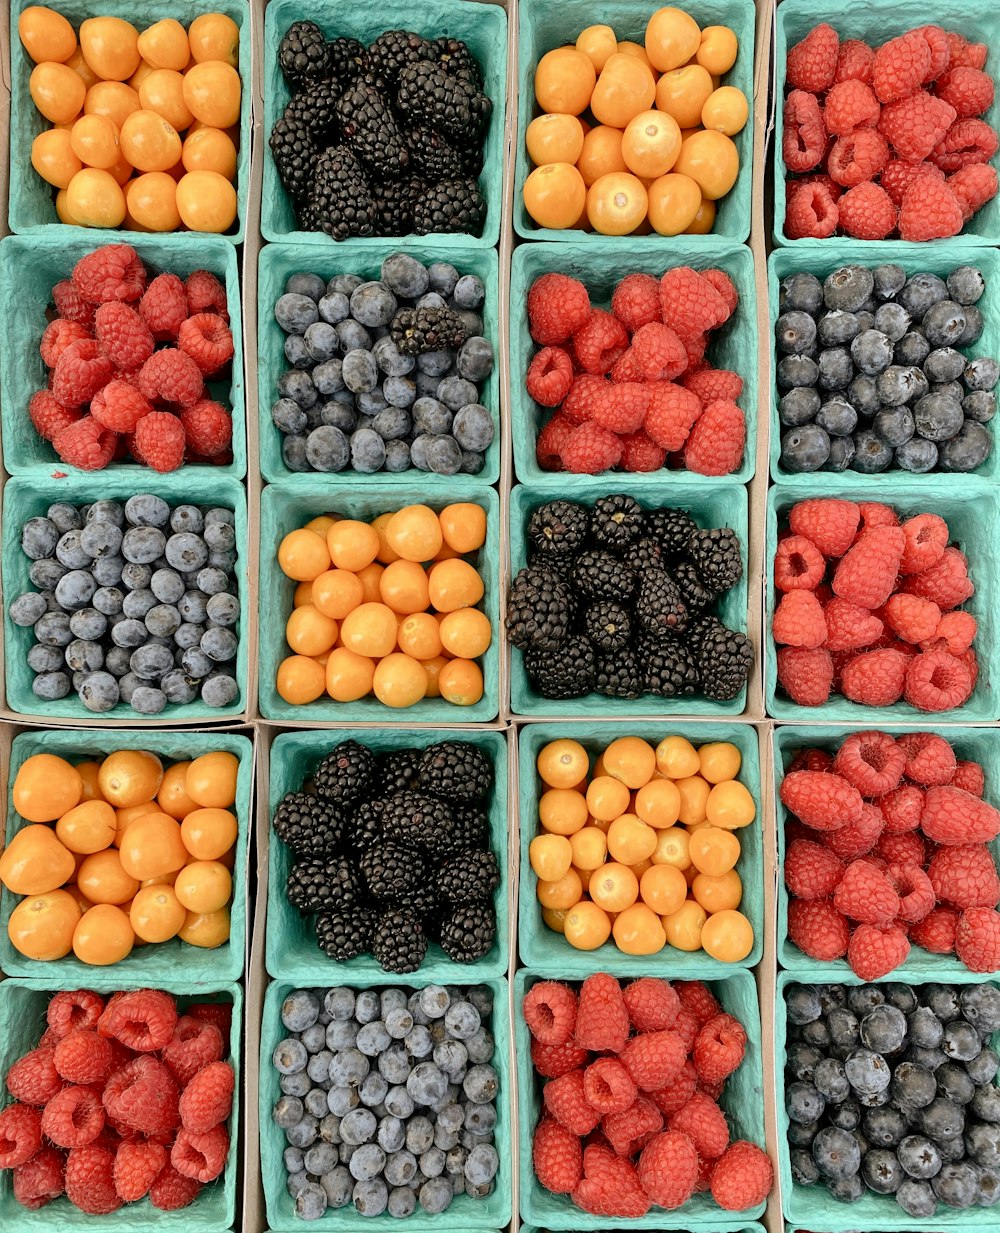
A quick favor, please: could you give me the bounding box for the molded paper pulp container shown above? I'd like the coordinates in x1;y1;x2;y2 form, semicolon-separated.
0;978;242;1231
0;233;247;479
509;480;751;717
518;721;763;974
257;241;500;486
773;0;1000;248
510;240;757;486
260;976;512;1233
514;0;755;243
0;728;251;984
776;969;1000;1231
765;480;1000;722
9;0;252;242
265;727;509;982
768;243;1000;486
2;473;250;722
258;482;500;722
261;0;507;249
516;967;768;1229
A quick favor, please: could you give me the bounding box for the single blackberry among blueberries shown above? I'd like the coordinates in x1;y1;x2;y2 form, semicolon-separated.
583;600;631;651
366;30;437;89
404;126;465;181
635;569;690;637
286;856;359;913
439;850;500;904
590;494;644;550
506;566;573;650
396;61;487;142
374;176;423;237
326;36;369;83
390;306;469;355
623;536;665;574
360;842;428;901
284;79;340;143
306;145;377;240
527;500;590;557
372;909;428;973
348;799;386;850
377;747;420;795
438;901;496;963
268;115;317;201
279;21;331;90
694;620;753;701
673;560;718;611
412;177;486;236
572;550;636;602
380;791;453;849
594;649;645;699
316;908;376;960
334;79;410;182
645;507;698;557
440;803;490;856
688;527;743;592
273;792;345;856
416;741;493;802
524;636;595;699
434;37;483;88
313;740;375;806
642;637;700;698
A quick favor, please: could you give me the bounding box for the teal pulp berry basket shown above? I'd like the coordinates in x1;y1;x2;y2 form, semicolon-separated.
265;727;510;983
510;239;758;486
515;967;768;1229
773;0;1000;248
0;728;251;984
514;0;755;244
768;243;1000;486
775;969;1000;1231
0;978;242;1231
258;482;500;723
517;722;763;975
8;0;251;243
508;480;751;717
765;480;1000;722
2;473;249;722
257;241;500;486
261;0;507;249
0;232;247;480
773;723;1000;979
260;975;512;1233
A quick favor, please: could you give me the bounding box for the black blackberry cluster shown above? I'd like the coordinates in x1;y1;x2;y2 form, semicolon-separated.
271;22;491;239
275;739;499;973
508;494;753;703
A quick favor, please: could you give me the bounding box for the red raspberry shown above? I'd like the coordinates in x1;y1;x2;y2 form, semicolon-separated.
898;172;965;240
561;374;607;424
780;769;862;831
531;1037;588;1080
7;1047;62;1106
622;978;679;1032
886;593;942;643
833;730;905;795
574;973;628;1054
873;31;932;103
789;897;850;961
99;989;177;1052
930;117;999;171
841;647;909;706
149;1162;202;1211
591;381;648;434
182;270;226;320
53;1029;113;1086
675;980;721;1025
72;244;146;304
785;838;844;899
524;982;578;1046
787;22;839;93
937;66;995;118
630;322;687;381
64;1144;121;1215
162;1017;225;1086
825;80;881;134
953;759;986;796
91;379;152;432
785;181;839;237
777;647;834;706
701;269;737;318
0;1103;42;1168
560;421;622;473
828;127;890;186
583;1058;637;1114
94;301;154;372
833;525;905;609
133;411;186;472
929;844;1000;910
171;1125;229;1184
139;271;188;340
103;1057;180;1136
789;748;835;774
955;906;1000;972
773;589;827;648
602;1094;662;1157
668;1091;729;1159
610;272;661;332
775;535;826;592
648;1060;698;1118
178;1061;234;1132
837;180;896;238
53;415;116;471
187;1003;232;1035
619;430;666;472
922;784;1000;845
636;1130;698;1209
181;399;233;458
848;921;911;979
834;857;902;924
880;158;944;205
42;1085;104;1149
643;381;701;452
535;413;574;470
13;1144;64;1209
113;1140;166;1202
532;1118;582;1194
880;782;925;833
621;1030;687;1092
946;31;988;71
790;498;860;557
916;25;951;81
904;649;974;711
905;546;974;609
659;267;728;341
877;828;926;865
911;905;960;953
880;91;957;162
900;512;948;573
178;312;234;375
823;598;883;650
138;347;204;407
573;1143;650;1217
608;347;643;383
572;309;628;375
52;338;115;407
40;318;92;369
888;862;935;922
526;346;573;406
543;1070;600;1135
681;367;742;402
948;162;999;219
683;398;744;476
836;38;874;84
711;1139;773;1210
896;731;956;784
692;1013;746;1084
53;278;96;326
825;801;885;860
29;389;82;441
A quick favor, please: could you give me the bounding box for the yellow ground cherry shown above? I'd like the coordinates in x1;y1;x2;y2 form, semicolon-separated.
676;774;711;825
576;125;627;186
686;197;716;233
73;903;134;965
372;654;428;708
154;762;194;820
325;647;375;702
182;60;241;128
692;868;742;913
119;812;188;881
75;762;105;803
178;906;230;947
387;505;442;562
536;868;583;911
651;825;692;869
0;825;74;895
639;861;688;915
655;735;700;779
589;862;639;913
125;171;181;231
188;13;240;66
523;163;587;230
530;833;572;881
427;559;483;612
397;612;442;661
30;61;86;123
8;890;80;960
130;883;185;942
698;741;741;782
689;825;741;876
645;6;702;72
99;751;163;808
563;900;612;950
32;128;82;187
575;24;617;72
65;46;99;88
55;800;117;855
526;113;585;166
646;170;702;234
280;530;330;586
438;503;486;554
706;780;756;829
622;109;681;178
539;787;588;836
69;113;119;168
181;806;237;861
569;826;608;871
613;902;666;954
174;860;232;913
355;562;384;604
541;906;568;934
327;519;379;571
182;125;238;178
113;802;158;848
379;560;430;615
655;64;714;128
76;849;139;905
702;86;748;136
663;898;707;950
537;739;588;789
176;169;238;231
602;737;656;789
438;608;491;659
701;908;753;961
14;753;83;821
340;602;398;658
617;40;653;69
673;129;739;199
20;6;78;63
591;54;656;127
277;655;326;705
697;25;739;75
312;569;364;620
534;46;596;114
139;68;194;132
137;18;189;70
585;775;630;822
80;16;140;80
634;777;682;829
607;814;658;864
286;604;337;657
437;657;483;705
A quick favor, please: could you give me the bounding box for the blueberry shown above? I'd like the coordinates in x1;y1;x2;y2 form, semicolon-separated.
349;282;396;329
341;349;379;395
781;271;824;314
416;349;453;378
452;274;484;310
412;397;452;435
972;1082;1000;1122
452;404;494;453
336;318;372;354
791;1146;820;1185
874;301;911;341
276;292;319;334
278;368;319;409
965;356;1000;391
966;1121;1000;1169
340;1108;377;1146
424;435;461;474
861;1004;908;1053
781;424;831;471
317;292;350;328
30;559;67;590
943;1019;982;1062
961;983;1000;1032
460;449;485;474
938;1062;976;1104
463;1064;497;1104
921;1095;966;1141
877;365;924;405
299;424;347;473
812;1125;861;1179
962;390;995;426
285;272;326;302
55;530;91;569
816;396;857;437
813;1058;850;1104
383;440;411;472
160;669;196;705
54;570;96;611
787;986;823;1026
900;273;948;319
282;435;311;472
381;378;415;411
165;533;209;573
437;376;479;411
312;361;346;402
465;1143;498;1186
845;1048;891;1095
909;1004;946;1047
303;321;338;364
121;527;166;566
933;1160;979;1208
818;310;860;347
788;1043;824;1084
871;263;905;299
47;502;82;533
920;299;968;348
803;1019;831;1048
829;1099;861;1131
130;685;165;714
355;390;387;418
863;1147;904;1194
456;336;493;383
824;435;857;470
825;265;875;312
9;592;47;626
33;671;71;700
947;265;986;304
35;610;74;647
28;644;63;672
777;310;818;354
284;334;312;369
166;505;201;536
282;991;320;1032
895;330;931;367
75;670;118;711
850;329;892;376
379;253;428;300
65;638;103;672
777;354;819;388
817;347;854;390
959;305;985;346
201;627;238;663
347;427;385;473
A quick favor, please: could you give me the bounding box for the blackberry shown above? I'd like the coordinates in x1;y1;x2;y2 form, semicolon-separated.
380;792;453;849
583;600;631;651
524;636;595;699
374;176;423;237
326;37;369;83
694;619;753;701
348;799;386;850
366;30;437;89
594;649;644;699
623;536;665;574
372;909;428;973
279;21;331;90
390;306;469;355
438;901;496;963
306;145;377;240
506;567;573;650
441;803;489;856
529;551;574;581
528;500;589;557
439;851;500;904
377;748;420;795
286;856;359;913
268;115;317;201
412;178;486;237
405;126;465;181
316;908;376;960
273;792;344;856
688;527;743;592
396;62;488;143
645;507;698;557
335;79;410;182
313;740;375;806
572;550;635;601
434;37;483;88
642;637;699;698
360;842;427;901
635;570;689;637
674;560;717;611
590;495;644;550
416;741;493;802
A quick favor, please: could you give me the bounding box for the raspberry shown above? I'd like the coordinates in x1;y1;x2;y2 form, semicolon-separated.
73;244;146;304
916;25;951;81
946;31;988;71
530;1039;589;1084
178;1061;234;1134
532;1118;582;1194
162;1016;225;1086
149;1162;202;1211
637;1130;699;1209
777;646;834;706
833;524;905;609
836;38;875;84
825;801;885;860
113;1140;166;1202
0;1103;43;1168
602;1094;663;1158
774;535;826;592
622;978;679;1032
138;347;204;407
608;348;643;383
848;921;911;979
828;126;890;186
630;322;687;381
523;983;579;1046
621;1030;687;1092
683;331;708;367
841;647;909;706
899;173;965;240
904;546;974;609
187;1003;232;1035
561;374;607;424
832;730;904;795
673;980;720;1024
955;906;1000;972
574;973;628;1053
670;1013;699;1059
948;162;999;219
7;1046;62;1107
132;411;186;473
825;80;881;134
178;312;234;375
683;398;745;476
787;22;839;93
929;844;1000;910
91;379;152;433
103;1057;180;1136
610;272;661;332
701;269;737;318
668;1091;729;1159
885;593;942;644
53;415;116;471
535;413;574;470
953;759;986;796
837;180;896;238
42;1085;104;1150
899;512;948;573
179;270;225;319
873;30;932;103
139;272;189;340
648;1059;698;1118
911;905;960;953
788;897;850;960
544;1070;600;1134
789;497;860;557
53;1028;113;1086
785;180;839;237
643;381;702;452
560;420;622;473
785;838;844;899
832;857;900;924
789;748;835;774
904;648;973;711
692;1013;746;1084
180;399;233;458
53;278;96;326
583;1058;637;1115
930;117;999;171
922;783;1000;845
40;318;92;369
710;1139;773;1210
52;338;115;407
880;157;944;205
94;301;154;372
895;731;955;785
526;346;574;406
773;589;827;648
937;66;995;118
64;1143;121;1215
171;1124;229;1183
780;769;862;831
879;784;925;835
879;90;957;163
619;430;666;472
659;267;728;341
573;1143;651;1217
681;367;743;402
877;828;926;865
100;987;177;1052
13;1145;64;1209
29;389;82;441
591;381;648;434
823;598;883;650
572;309;629;375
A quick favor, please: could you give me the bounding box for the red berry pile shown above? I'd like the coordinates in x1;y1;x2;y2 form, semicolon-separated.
525;974;773;1218
774;498;979;712
31;243;235;473
0;988;234;1213
782;22;999;240
781;731;1000;978
526;267;747;476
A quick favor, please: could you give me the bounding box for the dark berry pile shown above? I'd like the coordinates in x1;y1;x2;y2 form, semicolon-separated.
778;263;998;475
275;740;499;973
784;980;1000;1216
270;22;490;239
507;496;752;703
